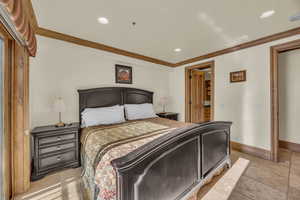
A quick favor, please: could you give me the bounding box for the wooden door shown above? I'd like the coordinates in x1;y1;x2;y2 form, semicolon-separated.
190;70;205;123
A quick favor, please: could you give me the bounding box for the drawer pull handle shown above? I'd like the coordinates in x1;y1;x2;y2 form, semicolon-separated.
57;146;61;150
57;137;61;140
57;156;61;161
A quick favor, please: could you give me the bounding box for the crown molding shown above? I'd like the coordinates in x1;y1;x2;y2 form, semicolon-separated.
36;26;300;68
174;27;300;67
29;1;300;66
36;27;175;67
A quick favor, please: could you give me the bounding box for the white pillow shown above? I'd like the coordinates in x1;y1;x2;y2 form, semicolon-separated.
81;105;125;127
81;105;119;115
124;103;158;120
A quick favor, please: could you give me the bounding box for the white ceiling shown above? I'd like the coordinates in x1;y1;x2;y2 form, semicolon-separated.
32;0;300;63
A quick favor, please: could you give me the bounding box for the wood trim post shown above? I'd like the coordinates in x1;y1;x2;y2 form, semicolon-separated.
270;47;278;162
185;68;191;122
0;23;13;200
11;43;30;195
210;62;215;120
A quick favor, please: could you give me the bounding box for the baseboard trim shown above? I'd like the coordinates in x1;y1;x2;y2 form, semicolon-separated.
231;141;271;160
279;140;300;152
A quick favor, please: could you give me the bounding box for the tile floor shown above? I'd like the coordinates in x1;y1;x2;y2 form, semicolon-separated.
14;167;84;200
228;149;300;200
14;149;300;200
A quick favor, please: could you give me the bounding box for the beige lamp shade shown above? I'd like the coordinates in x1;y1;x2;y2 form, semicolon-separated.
159;96;169;113
53;97;66;113
159;96;169;106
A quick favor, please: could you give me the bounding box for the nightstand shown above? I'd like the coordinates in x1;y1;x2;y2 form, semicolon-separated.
31;123;80;181
156;112;179;121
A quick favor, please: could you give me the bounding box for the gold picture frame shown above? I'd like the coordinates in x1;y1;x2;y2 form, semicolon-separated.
230;70;246;83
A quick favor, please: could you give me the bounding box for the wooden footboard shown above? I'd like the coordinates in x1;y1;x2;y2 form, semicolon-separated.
111;121;232;200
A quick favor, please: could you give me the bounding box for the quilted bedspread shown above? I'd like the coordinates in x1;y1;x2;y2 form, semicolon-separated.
81;119;179;200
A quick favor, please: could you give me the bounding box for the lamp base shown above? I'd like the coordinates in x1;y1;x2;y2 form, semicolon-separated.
55;122;65;127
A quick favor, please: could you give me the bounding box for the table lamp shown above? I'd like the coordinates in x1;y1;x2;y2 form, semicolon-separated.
159;96;169;113
53;97;66;127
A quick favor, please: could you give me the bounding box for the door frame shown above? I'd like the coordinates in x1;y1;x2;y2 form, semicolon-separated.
0;23;13;199
270;39;300;162
185;61;215;123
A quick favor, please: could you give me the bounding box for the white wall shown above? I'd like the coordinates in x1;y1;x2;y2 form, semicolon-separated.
30;36;171;128
169;35;300;151
279;49;300;144
30;34;300;151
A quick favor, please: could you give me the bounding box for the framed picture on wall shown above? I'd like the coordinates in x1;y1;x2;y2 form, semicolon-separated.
230;70;246;83
115;64;133;84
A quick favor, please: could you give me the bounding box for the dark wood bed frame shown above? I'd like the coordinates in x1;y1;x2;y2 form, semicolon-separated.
78;87;232;200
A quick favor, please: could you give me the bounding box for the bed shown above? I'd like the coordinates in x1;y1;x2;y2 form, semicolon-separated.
78;87;232;200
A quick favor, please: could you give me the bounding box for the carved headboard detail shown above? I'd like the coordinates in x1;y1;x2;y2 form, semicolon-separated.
77;87;153;125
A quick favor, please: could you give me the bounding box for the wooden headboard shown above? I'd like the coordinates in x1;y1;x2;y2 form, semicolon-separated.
77;87;153;125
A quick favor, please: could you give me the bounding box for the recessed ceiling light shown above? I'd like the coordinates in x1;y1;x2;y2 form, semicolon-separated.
260;10;275;19
174;48;182;52
97;17;109;24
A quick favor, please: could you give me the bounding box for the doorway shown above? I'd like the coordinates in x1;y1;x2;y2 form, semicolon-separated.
270;39;300;162
185;61;214;123
278;49;300;154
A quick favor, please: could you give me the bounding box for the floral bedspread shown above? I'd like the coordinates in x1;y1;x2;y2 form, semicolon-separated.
81;121;175;200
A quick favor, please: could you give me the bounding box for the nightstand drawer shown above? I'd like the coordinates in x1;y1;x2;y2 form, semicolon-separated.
167;115;178;120
31;123;80;181
156;112;178;121
39;151;76;169
38;132;76;145
39;142;75;155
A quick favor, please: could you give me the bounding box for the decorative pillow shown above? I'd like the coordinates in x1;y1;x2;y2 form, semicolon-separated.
81;105;125;127
124;103;158;120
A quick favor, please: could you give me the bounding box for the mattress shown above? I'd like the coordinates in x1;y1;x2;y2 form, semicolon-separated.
80;117;190;200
